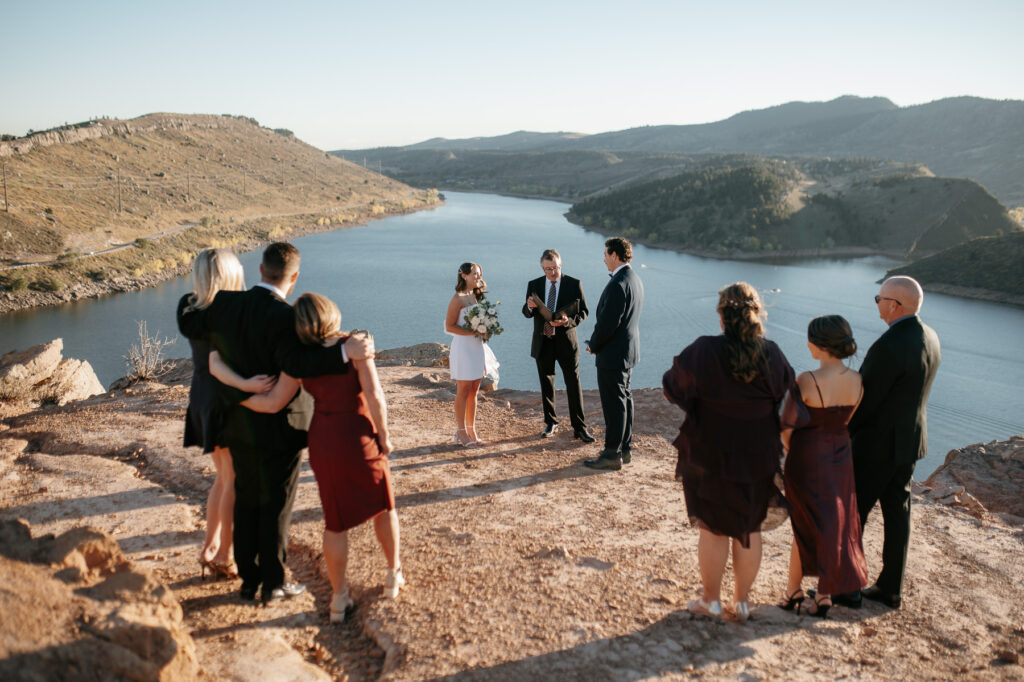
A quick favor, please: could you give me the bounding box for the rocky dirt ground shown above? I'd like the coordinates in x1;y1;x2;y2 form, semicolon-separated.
2;358;1023;680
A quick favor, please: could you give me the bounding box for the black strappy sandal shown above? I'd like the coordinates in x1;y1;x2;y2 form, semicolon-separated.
778;589;805;612
808;594;832;619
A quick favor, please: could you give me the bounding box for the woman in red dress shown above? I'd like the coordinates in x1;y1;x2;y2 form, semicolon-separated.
779;315;868;618
663;282;794;622
211;293;402;623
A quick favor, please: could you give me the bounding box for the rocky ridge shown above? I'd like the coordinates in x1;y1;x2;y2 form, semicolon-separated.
0;342;1022;680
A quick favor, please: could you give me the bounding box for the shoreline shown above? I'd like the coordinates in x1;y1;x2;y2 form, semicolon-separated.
0;200;442;315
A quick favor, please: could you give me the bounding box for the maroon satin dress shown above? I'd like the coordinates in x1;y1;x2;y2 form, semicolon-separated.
303;357;395;533
782;374;868;594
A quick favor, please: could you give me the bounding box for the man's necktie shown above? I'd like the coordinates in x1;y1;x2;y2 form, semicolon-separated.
543;281;557;338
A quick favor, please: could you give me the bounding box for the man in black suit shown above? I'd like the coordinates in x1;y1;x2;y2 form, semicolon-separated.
179;243;372;604
841;275;941;610
584;237;644;471
522;249;594;442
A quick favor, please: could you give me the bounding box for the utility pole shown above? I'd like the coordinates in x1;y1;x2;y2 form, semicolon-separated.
117;167;122;213
2;163;7;212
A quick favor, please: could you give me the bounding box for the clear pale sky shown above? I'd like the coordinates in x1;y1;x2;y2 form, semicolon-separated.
3;0;1021;150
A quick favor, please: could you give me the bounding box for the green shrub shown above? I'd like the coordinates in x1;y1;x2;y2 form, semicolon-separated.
10;276;28;292
134;238;151;249
37;276;65;292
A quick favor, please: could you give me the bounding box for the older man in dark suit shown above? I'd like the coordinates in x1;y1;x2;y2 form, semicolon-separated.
179;242;372;605
584;237;644;471
839;275;940;610
522;248;594;442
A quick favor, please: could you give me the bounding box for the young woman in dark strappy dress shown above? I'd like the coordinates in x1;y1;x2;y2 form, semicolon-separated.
779;315;869;618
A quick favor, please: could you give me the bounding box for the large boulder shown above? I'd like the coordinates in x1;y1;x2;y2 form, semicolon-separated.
0;519;199;681
0;339;104;405
375;342;450;368
0;339;64;400
924;436;1024;522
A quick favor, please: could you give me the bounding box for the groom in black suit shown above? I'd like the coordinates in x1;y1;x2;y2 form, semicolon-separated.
584;237;644;471
522;249;594;442
841;275;940;610
179;242;372;604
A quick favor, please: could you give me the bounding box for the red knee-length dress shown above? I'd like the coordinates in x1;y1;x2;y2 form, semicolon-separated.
303;360;395;532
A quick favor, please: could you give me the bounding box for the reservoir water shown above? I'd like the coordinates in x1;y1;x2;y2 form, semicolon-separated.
2;191;1022;476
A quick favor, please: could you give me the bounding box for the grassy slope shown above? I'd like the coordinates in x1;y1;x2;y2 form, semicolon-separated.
0;114;439;295
886;231;1024;297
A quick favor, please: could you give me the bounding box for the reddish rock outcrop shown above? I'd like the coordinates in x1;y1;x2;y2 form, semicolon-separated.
924;436;1024;522
0;519;198;681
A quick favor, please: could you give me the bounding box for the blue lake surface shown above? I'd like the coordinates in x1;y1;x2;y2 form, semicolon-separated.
2;191;1022;476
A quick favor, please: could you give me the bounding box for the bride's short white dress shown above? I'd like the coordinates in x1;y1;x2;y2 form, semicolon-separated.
448;306;499;382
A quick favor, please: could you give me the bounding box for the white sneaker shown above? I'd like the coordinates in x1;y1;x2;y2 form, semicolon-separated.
329;588;354;623
384;566;406;599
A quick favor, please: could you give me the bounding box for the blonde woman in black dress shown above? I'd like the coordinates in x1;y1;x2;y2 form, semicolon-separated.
177;249;272;578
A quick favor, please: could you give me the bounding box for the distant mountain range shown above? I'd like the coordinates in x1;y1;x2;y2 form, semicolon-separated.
340;95;1024;207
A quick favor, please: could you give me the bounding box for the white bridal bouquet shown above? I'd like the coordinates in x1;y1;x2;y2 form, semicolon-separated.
461;299;504;340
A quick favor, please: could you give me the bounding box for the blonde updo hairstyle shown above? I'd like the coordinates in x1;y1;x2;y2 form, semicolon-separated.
717;282;767;384
187;248;245;312
294;292;344;345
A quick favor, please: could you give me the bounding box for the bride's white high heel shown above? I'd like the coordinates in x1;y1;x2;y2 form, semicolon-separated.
467;425;484;446
454;428;477;447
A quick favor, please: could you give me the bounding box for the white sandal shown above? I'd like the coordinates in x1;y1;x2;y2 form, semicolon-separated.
384;566;406;599
687;598;723;620
329;587;354;623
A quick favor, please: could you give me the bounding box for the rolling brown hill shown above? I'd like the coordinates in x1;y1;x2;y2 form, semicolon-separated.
0;114;439;306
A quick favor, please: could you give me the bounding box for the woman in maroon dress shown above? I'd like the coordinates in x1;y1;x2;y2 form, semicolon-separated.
211;293;403;623
663;282;794;622
779;315;868;618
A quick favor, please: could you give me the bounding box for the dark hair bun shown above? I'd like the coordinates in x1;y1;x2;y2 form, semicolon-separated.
807;315;856;359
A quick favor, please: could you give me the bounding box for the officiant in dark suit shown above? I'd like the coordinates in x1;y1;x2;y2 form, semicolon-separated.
840;275;940;611
522;249;594;442
178;242;373;605
584;237;644;471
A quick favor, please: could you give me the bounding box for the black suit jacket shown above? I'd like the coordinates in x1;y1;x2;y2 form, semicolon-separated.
848;315;941;464
177;286;348;452
587;265;644;370
521;275;589;358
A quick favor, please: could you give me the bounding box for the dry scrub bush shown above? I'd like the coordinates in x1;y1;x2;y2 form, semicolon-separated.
122;320;175;384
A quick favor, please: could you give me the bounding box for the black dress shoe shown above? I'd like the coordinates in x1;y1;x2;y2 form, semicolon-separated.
829;590;863;609
239;584;259;602
621;449;632;464
573;428;596;443
262;581;308;604
862;584;901;609
583;456;622;471
541;423;559;438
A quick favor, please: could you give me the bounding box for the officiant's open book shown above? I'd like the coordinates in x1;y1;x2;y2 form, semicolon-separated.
529;293;580;322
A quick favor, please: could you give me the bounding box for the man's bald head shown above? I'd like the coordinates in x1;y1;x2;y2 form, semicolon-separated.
876;276;923;324
881;276;923;313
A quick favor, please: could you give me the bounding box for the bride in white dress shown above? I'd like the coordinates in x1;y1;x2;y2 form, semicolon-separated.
445;262;499;447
